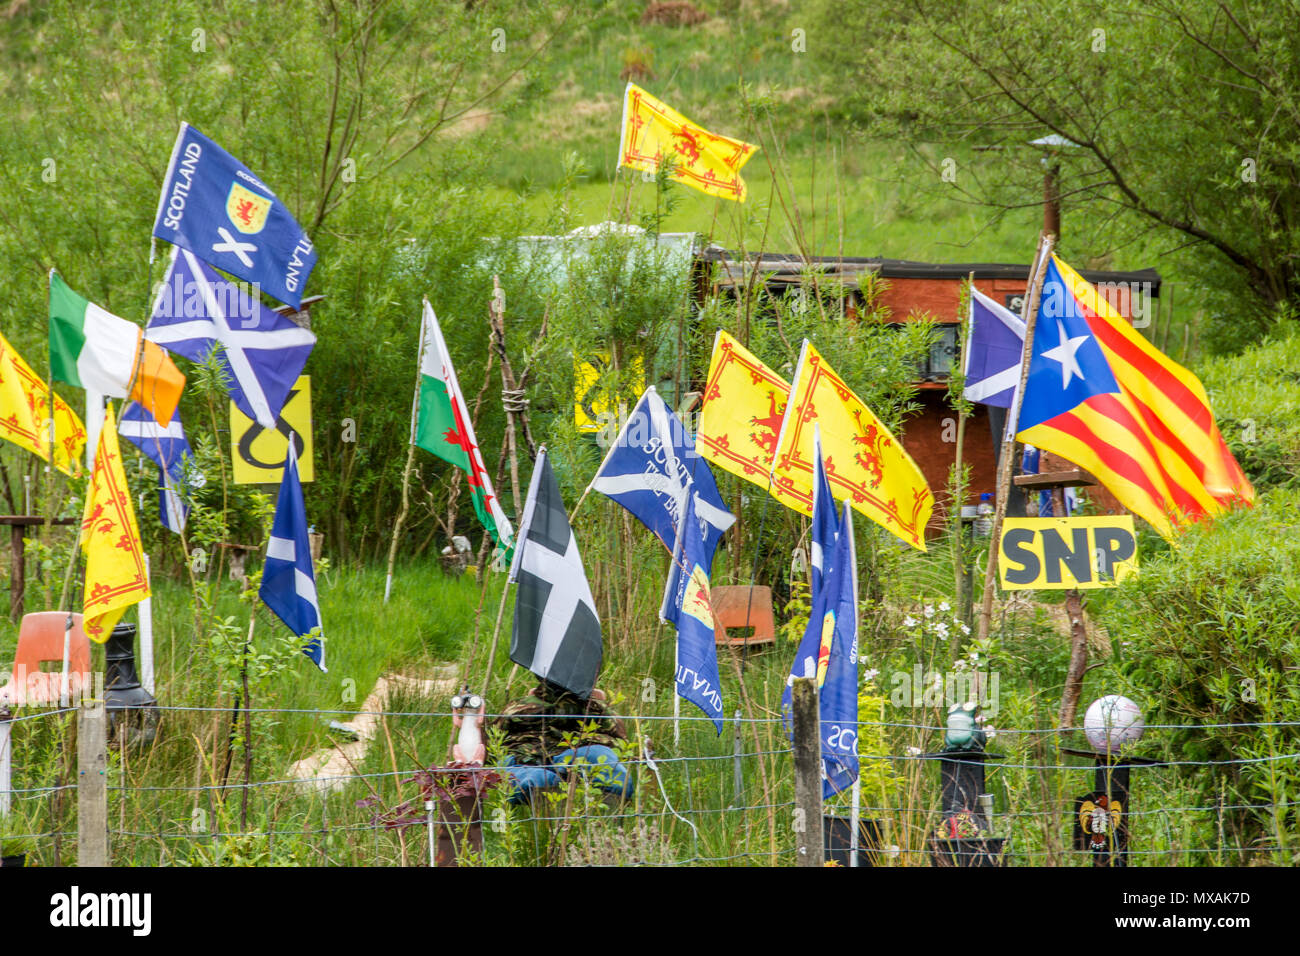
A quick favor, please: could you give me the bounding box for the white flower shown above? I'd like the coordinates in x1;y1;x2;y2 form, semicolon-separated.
935;622;950;639
985;726;998;740
906;746;923;756
904;616;918;628
939;601;951;612
923;605;936;619
862;668;880;682
960;624;971;636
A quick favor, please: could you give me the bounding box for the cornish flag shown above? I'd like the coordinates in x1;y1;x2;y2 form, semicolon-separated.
508;448;602;697
118;400;198;533
260;444;325;671
146;245;315;429
964;287;1027;409
413;299;513;554
590;386;734;556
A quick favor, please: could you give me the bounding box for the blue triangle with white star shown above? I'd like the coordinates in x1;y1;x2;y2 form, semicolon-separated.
1017;258;1121;431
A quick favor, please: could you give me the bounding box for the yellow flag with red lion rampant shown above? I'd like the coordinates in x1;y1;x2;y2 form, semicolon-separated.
619;83;759;201
697;330;793;492
773;341;934;551
80;402;149;642
0;327;86;475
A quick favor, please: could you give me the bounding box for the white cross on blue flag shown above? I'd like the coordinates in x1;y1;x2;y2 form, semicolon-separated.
260;444;325;671
146;245;315;429
963;288;1026;409
118;400;198;533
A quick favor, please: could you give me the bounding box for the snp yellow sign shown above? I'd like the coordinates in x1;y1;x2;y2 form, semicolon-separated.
231;375;314;484
574;352;644;433
999;515;1138;590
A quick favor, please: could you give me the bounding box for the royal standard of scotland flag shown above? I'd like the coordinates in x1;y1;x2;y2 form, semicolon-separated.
152;122;317;310
260;443;325;670
147;245;315;429
782;429;860;798
660;481;725;734
118;400;197;533
590;386;734;556
964;287;1027;409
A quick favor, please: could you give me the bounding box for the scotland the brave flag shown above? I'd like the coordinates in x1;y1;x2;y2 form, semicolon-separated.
260;444;325;670
152;122;317;310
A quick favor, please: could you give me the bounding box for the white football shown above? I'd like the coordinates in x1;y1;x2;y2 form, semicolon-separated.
1083;695;1145;754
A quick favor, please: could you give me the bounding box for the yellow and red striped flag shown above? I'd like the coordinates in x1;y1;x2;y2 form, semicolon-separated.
1016;255;1253;539
618;83;759;202
773;341;934;550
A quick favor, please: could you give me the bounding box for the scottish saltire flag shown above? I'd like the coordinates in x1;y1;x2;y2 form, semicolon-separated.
660;482;725;733
147;246;315;429
119;401;197;533
964;288;1027;409
782;429;859;798
808;428;838;596
590;386;734;556
260;444;325;671
508;448;603;697
152;122;317;309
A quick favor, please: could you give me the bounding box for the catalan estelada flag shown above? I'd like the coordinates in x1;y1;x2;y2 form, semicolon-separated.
697;330;791;490
773;341;933;550
618;83;759;201
0;327;85;475
1016;255;1254;540
80;402;149;643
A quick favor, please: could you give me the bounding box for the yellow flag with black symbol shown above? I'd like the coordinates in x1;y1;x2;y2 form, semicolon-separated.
231;375;314;484
619;83;759;201
80;403;149;643
574;353;645;433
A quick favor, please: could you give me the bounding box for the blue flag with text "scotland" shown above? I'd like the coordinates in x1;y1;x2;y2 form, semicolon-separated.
260;444;325;670
152;122;317;310
590;386;734;556
660;482;725;734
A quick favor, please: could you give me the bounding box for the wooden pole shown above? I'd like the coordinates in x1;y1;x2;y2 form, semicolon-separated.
791;676;824;867
952;273;974;627
0;706;11;818
976;235;1054;645
384;302;430;604
77;699;108;867
1054;484;1091;728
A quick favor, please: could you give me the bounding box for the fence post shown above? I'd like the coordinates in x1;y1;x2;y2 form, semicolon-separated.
730;708;743;808
77;699;108;867
792;677;824;867
0;705;11;818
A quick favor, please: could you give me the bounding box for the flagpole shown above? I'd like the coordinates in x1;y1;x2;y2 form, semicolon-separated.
384;302;429;604
976;235;1054;646
952;273;974;630
849;776;862;867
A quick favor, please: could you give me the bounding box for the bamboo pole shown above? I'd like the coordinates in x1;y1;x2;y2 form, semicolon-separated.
976;235;1054;646
952;273;974;629
384;301;430;603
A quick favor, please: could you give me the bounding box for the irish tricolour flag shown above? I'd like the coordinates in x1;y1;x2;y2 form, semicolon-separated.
49;272;185;427
413;300;514;554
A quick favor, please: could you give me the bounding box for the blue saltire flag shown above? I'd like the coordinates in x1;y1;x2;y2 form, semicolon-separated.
782;428;860;799
964;287;1027;409
146;245;316;429
1016;257;1120;432
260;443;325;671
152;122;317;309
590;386;734;556
660;481;725;733
118;400;199;533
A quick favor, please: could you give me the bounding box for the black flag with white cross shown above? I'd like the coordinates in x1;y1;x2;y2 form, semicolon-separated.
507;447;603;697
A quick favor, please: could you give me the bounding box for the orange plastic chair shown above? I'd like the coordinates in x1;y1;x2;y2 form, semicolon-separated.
0;612;91;707
711;586;777;648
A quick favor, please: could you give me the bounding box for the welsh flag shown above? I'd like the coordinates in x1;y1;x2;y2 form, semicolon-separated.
413;300;514;554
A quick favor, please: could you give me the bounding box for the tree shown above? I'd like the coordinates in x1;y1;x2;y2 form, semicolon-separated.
812;0;1300;348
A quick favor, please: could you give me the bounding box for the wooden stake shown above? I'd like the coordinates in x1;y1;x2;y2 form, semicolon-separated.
384;301;431;603
791;677;824;867
1054;484;1092;728
952;273;974;629
77;699;108;867
976;235;1055;645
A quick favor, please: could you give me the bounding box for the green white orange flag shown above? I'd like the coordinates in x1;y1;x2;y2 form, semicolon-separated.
412;299;514;554
49;271;185;427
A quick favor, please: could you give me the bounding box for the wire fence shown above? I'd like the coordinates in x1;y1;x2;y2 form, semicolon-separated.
1;704;1295;867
